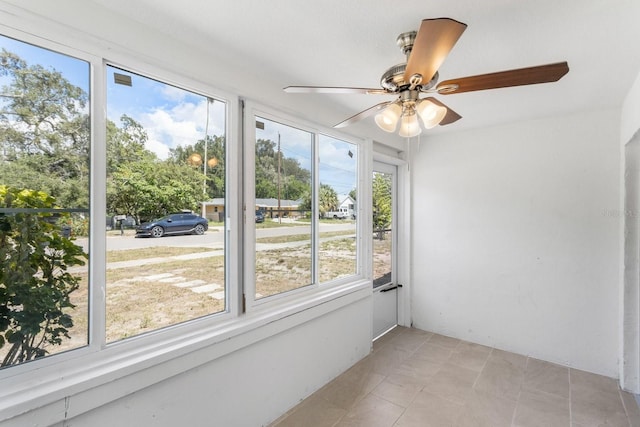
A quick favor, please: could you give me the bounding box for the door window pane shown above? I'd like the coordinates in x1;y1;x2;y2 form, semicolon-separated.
373;171;393;287
106;66;226;342
318;135;357;282
0;35;90;367
254;117;312;299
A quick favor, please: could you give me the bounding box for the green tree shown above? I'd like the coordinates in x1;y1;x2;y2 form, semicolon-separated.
0;49;90;209
299;183;338;217
372;173;392;238
108;157;204;223
0;186;87;367
319;183;338;217
105;115;206;222
106;115;153;174
253;138;310;200
168;134;225;199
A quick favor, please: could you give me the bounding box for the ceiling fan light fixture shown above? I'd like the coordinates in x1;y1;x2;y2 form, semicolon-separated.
417;99;447;129
398;109;422;138
374;102;402;132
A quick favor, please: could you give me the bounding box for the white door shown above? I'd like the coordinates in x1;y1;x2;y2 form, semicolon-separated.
372;162;398;339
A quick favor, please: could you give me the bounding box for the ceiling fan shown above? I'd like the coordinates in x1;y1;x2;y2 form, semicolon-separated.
284;18;569;137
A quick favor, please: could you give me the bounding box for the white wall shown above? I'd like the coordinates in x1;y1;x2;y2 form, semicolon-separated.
411;109;621;377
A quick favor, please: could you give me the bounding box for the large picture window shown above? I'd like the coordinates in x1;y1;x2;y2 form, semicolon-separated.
0;35;90;368
106;66;227;341
318;134;358;283
0;31;363;386
252;115;360;303
254;117;313;299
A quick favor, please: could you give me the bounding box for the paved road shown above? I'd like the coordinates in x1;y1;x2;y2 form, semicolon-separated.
74;221;356;252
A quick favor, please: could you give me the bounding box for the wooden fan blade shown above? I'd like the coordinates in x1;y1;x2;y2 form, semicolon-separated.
437;61;569;94
404;18;467;85
334;101;392;128
425;97;462;125
284;86;389;95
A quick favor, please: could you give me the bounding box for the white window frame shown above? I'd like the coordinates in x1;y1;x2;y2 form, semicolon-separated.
100;59;241;338
0;23;243;417
243;101;368;311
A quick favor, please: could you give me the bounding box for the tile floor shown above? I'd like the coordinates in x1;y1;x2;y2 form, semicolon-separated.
270;326;640;427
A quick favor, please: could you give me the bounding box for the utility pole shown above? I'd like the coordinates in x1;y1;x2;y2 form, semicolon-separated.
277;132;281;224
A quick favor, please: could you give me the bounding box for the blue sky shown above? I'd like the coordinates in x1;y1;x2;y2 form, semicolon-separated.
257;117;357;197
0;34;89;101
1;34;356;196
106;65;226;159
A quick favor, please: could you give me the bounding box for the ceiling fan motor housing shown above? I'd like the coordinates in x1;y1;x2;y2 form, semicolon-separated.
380;63;438;92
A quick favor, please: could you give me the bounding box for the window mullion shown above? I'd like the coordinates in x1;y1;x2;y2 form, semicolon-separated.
89;60;108;350
312;132;320;285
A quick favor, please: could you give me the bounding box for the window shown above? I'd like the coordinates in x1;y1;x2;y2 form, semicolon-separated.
0;35;90;368
106;66;227;341
254;117;313;299
318;134;358;283
373;170;393;287
0;29;364;410
251;114;360;303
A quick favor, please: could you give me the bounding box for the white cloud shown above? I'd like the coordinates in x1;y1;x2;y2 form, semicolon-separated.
160;85;187;102
139;98;226;159
146;138;171;160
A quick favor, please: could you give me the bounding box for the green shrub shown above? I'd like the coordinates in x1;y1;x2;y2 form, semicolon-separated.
0;186;87;367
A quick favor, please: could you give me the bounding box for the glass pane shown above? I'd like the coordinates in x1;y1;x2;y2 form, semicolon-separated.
0;35;90;368
106;66;226;342
255;117;312;299
373;171;393;287
318;135;357;282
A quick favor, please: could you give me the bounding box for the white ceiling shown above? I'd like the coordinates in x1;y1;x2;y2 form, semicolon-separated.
9;0;640;146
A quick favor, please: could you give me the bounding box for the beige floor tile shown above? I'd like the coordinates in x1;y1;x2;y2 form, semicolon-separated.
513;389;569;427
454;389;517;427
272;330;635;427
422;362;480;405
570;368;620;394
522;357;570;399
371;374;423;408
571;381;628;427
335;394;404;427
449;342;492;372
621;390;640;427
373;328;399;351
488;348;528;369
355;346;413;377
390;355;443;385
394;390;464;427
571;407;630;427
413;342;454;363
428;333;461;350
473;358;525;401
402;327;433;339
270;394;347;427
387;330;431;353
315;369;385;411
